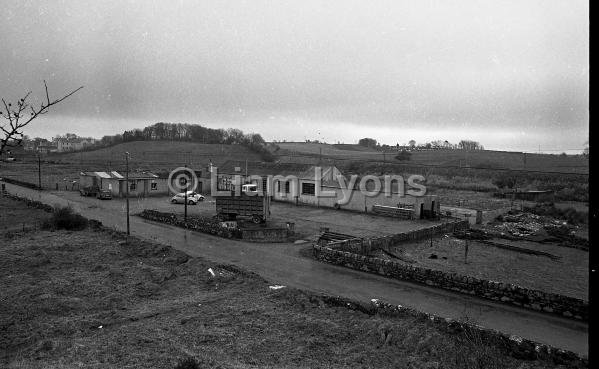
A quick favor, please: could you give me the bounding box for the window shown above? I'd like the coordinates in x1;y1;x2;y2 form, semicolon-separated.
129;181;136;191
151;182;158;190
301;182;315;196
279;181;291;194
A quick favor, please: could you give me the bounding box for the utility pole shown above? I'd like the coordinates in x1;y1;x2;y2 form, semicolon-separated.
37;154;41;190
184;164;188;226
125;152;130;236
464;239;469;264
430;229;433;248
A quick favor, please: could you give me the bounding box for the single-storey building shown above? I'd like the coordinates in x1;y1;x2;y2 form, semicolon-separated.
214;162;439;219
154;169;204;194
79;171;169;197
270;166;439;219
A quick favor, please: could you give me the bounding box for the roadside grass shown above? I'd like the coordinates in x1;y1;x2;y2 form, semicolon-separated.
0;198;583;368
0;197;50;233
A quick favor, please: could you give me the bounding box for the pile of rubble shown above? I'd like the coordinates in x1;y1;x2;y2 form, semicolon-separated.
493;212;555;237
490;211;588;250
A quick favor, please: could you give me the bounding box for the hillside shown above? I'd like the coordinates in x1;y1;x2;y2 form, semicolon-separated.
0;141;263;188
49;141;262;172
275;142;589;174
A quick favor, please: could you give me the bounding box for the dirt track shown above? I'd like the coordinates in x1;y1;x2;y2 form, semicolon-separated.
2;182;588;356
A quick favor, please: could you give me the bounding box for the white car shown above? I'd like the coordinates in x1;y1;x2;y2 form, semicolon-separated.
170;191;205;205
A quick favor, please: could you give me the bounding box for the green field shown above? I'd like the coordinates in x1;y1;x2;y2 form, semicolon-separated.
51;141;261;170
0;141;262;188
276;142;589;174
1;141;588;203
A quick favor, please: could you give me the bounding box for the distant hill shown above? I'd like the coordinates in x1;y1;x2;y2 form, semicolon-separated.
275;142;588;174
49;141;262;173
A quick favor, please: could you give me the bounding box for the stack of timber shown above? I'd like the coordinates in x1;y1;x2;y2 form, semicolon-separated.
372;205;414;219
317;231;361;247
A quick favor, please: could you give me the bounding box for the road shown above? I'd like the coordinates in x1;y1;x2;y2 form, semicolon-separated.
2;183;588;356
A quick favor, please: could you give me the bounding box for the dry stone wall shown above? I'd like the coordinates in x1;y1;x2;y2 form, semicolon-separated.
367;219;470;251
330;219;470;254
313;245;588;321
367;299;587;366
139;210;241;239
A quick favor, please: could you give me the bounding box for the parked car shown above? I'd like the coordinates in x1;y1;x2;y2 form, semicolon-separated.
96;189;112;200
170;191;204;205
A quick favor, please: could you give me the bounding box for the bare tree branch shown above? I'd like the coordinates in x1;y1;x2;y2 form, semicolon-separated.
0;83;83;156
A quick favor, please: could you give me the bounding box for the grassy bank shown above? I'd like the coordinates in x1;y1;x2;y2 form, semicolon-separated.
0;197;584;368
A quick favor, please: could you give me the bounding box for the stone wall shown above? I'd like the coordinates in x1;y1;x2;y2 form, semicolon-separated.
241;227;292;242
2;192;53;212
366;299;586;366
1;177;40;190
330;219;470;254
367;219;470;251
139;209;292;242
313;244;588;321
139;210;241;239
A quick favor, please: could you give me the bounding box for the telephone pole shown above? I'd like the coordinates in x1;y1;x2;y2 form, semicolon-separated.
184;165;188;225
125;152;130;236
37;154;41;190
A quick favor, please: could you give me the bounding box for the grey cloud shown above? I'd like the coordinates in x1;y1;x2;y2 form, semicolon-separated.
0;0;588;148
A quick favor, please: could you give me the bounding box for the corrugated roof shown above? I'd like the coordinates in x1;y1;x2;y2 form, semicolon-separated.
95;172;111;179
126;171;159;179
218;160;310;176
298;165;342;181
79;170;158;179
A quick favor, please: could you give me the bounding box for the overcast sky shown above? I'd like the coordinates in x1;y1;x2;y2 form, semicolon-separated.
1;0;588;152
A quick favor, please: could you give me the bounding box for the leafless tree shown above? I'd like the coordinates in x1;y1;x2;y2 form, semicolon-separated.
1;81;83;156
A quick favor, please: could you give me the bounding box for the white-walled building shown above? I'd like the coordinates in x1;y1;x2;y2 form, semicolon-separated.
54;137;97;152
215;161;439;219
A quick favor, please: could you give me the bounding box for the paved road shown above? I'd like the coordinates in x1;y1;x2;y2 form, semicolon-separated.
3;183;588;356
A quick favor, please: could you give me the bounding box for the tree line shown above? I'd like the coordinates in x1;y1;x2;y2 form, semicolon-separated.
358;137;484;151
96;122;276;161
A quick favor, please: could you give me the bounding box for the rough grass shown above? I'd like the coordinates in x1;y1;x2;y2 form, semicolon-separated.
0;141;263;190
277;143;588;174
524;203;588;225
0;197;50;232
0;199;581;368
390;236;588;300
